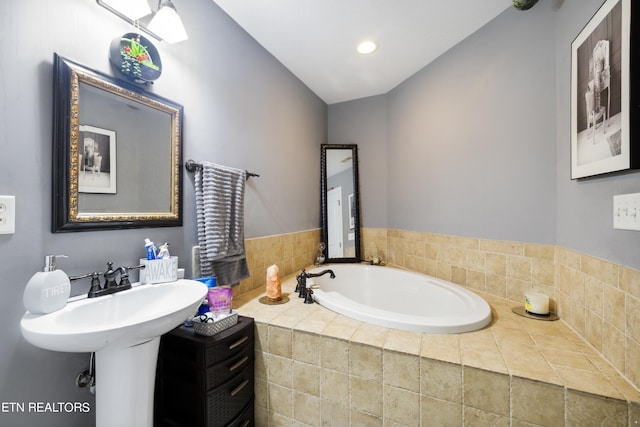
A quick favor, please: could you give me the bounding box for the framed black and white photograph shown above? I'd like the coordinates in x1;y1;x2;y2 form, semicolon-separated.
78;125;117;193
571;0;631;179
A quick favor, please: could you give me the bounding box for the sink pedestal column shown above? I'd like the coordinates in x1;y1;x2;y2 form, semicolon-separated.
94;337;160;427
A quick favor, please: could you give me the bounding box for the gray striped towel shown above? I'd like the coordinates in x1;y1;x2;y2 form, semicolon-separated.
195;161;250;286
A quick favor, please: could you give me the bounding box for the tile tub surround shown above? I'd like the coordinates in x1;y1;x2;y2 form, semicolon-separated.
233;271;640;426
236;228;640;393
363;228;640;392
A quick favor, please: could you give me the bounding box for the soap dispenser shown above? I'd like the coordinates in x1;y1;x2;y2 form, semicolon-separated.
23;255;71;314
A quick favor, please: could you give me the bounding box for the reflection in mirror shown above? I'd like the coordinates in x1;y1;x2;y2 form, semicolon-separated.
52;53;183;232
321;144;361;263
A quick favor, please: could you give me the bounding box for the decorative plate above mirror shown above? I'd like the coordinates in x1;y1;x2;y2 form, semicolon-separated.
109;33;162;84
52;53;183;232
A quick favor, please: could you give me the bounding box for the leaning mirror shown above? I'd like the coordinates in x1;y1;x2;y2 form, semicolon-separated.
321;144;361;263
52;53;183;232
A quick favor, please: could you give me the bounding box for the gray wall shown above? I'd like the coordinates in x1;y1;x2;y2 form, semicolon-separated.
328;95;388;229
0;0;325;426
329;0;640;270
555;0;640;270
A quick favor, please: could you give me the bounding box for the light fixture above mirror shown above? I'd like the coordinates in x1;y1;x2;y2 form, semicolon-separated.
97;0;189;44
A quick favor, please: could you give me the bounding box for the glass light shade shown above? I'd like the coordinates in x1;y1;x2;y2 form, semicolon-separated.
101;0;152;20
148;1;189;44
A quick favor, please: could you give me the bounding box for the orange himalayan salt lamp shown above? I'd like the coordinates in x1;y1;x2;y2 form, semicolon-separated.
266;264;282;301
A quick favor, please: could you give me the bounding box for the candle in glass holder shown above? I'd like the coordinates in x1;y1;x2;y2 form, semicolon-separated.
266;264;282;301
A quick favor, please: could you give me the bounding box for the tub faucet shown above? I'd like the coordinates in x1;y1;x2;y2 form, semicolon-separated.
296;269;335;301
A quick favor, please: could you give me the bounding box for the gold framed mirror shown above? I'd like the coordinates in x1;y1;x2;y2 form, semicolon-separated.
52;53;183;232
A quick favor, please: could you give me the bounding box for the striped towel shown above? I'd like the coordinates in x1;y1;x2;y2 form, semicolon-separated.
195;161;250;286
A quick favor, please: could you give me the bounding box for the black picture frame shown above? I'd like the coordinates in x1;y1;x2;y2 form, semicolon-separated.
570;0;640;179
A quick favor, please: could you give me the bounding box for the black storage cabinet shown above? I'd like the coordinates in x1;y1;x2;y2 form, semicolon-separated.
155;316;255;427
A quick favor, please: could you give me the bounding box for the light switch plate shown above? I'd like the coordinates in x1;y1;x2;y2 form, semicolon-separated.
0;195;15;234
613;193;640;231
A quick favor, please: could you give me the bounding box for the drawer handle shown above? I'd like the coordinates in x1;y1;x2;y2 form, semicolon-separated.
230;379;249;397
229;356;249;372
228;336;249;350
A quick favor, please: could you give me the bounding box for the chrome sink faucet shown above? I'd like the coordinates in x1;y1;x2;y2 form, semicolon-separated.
70;262;145;298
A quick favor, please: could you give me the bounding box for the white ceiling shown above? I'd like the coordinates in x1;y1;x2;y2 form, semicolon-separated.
211;0;513;104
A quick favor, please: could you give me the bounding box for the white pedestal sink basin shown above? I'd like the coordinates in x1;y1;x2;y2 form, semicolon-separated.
20;279;208;427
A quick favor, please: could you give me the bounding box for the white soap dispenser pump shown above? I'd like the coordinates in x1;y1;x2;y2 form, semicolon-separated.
23;255;71;314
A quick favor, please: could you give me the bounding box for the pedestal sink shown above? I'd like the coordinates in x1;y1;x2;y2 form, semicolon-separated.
20;279;208;427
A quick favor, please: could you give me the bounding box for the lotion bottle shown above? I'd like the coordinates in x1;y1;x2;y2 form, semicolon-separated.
23;255;71;314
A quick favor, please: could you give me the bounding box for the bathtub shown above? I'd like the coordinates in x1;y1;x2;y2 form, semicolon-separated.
307;264;492;334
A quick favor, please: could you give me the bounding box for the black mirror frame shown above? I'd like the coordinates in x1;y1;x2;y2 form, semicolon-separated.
52;53;183;232
321;143;361;263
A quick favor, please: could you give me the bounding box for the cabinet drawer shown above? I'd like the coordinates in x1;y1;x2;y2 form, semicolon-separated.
161;317;254;369
205;363;254;427
225;398;254;427
161;342;253;390
160;362;254;427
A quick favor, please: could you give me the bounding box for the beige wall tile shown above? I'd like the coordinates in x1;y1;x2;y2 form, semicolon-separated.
383;385;420;426
603;285;626;332
350;342;383;380
532;257;555;285
320;369;349;403
602;322;625;373
351;376;382;417
351;410;383;427
267;354;293;388
421;358;462;403
292;331;319;366
463;367;510;416
293;391;319;426
320;400;350;425
620;266;640;300
581;255;618;287
507;256;532;281
463;406;510;427
584;276;603;316
524;243;555;260
627;338;640;388
626;295;640;343
293;361;319;397
479;240;524;256
422;396;462;427
485;253;506;276
268;383;293;418
566;390;628;427
268;325;292;358
383;350;419;392
584;310;603;351
467;250;485;271
320;336;349;373
511;377;564;427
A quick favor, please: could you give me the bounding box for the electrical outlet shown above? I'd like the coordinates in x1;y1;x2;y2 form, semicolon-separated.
613;193;640;231
0;196;15;234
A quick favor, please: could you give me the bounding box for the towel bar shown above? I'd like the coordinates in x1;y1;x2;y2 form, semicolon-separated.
185;159;259;179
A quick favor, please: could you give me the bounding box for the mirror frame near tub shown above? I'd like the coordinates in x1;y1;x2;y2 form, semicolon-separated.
52;53;183;232
321;144;361;263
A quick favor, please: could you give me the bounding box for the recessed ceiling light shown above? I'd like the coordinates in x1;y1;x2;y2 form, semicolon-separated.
357;41;377;55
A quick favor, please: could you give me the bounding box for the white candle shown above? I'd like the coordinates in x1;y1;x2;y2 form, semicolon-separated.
525;293;549;315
